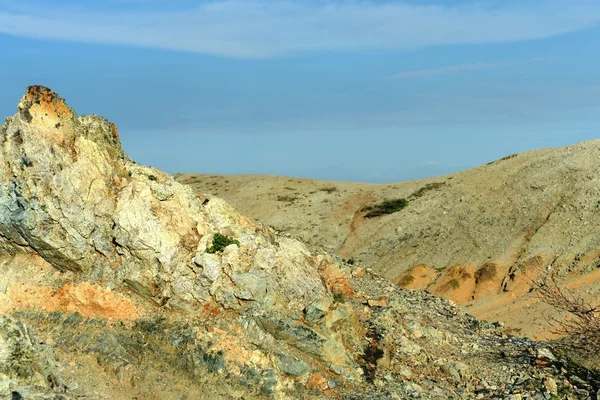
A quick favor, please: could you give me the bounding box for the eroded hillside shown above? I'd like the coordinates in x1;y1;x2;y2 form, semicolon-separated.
176;141;600;339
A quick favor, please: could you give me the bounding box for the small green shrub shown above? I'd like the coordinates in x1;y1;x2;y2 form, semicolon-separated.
206;233;240;254
439;278;461;292
333;292;345;303
408;182;445;199
361;198;408;218
448;279;460;289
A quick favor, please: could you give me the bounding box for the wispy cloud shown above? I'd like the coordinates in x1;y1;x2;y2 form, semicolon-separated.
389;56;559;79
0;1;599;57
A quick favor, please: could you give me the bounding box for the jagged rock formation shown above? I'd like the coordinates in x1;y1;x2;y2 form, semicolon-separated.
0;86;598;399
0;86;328;316
176;142;600;339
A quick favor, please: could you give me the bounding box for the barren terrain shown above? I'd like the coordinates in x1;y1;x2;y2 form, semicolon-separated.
176;140;600;339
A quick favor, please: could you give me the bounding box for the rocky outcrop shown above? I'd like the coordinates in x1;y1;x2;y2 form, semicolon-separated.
0;86;331;314
0;85;361;396
0;86;599;399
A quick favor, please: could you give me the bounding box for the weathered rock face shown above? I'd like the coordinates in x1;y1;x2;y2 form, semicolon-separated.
0;85;329;316
0;86;125;269
1;86;599;399
0;86;364;397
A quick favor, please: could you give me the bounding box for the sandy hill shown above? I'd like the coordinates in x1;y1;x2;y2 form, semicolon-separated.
176;140;600;339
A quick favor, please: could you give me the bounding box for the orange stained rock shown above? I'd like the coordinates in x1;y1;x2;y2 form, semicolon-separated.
202;303;222;317
306;373;328;391
239;215;257;230
109;122;120;141
0;282;140;320
19;85;74;123
207;326;267;376
319;261;354;297
367;297;389;308
351;268;365;277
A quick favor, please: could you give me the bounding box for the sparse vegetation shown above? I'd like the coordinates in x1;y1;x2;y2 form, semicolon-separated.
475;263;497;283
333;292;345;303
206;233;240;254
319;186;338;194
486;153;518;165
442;279;460;290
361;198;408;218
534;270;600;358
277;195;298;203
408;182;446;199
397;275;415;288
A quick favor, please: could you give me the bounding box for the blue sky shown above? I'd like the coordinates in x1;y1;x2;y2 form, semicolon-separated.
0;1;599;182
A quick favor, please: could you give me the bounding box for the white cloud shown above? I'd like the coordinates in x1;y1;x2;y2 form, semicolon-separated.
389;56;559;79
0;1;599;57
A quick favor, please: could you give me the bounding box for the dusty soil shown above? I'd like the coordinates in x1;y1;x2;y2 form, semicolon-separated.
175;139;600;340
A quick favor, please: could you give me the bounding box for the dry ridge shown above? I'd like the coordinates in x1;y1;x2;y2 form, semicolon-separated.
176;140;600;340
0;86;598;399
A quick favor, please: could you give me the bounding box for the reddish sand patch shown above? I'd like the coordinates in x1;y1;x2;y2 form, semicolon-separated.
332;193;374;224
470;262;506;300
465;260;600;341
0;282;140;320
567;267;600;289
412;255;547;305
427;264;477;303
395;264;439;290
